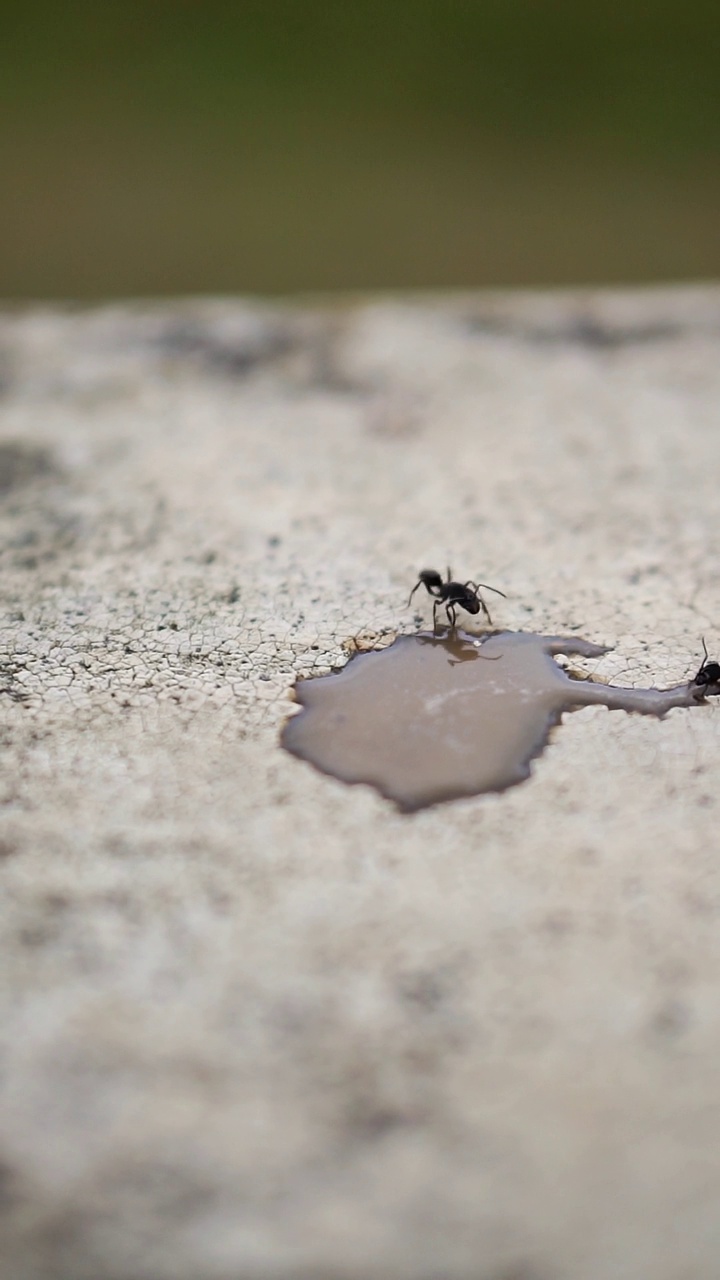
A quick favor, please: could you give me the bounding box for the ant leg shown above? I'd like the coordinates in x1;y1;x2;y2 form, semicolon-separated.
446;602;457;631
477;594;493;625
433;600;441;635
446;566;453;584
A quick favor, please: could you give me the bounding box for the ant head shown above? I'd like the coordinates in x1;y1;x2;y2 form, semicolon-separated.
464;595;481;615
692;637;720;693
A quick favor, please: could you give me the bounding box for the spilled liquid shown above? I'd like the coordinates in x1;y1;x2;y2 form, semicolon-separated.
282;630;704;811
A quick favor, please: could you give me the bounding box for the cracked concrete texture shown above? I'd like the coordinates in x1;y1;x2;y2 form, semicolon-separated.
0;286;719;1280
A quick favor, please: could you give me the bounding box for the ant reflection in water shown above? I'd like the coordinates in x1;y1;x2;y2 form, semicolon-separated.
416;630;501;666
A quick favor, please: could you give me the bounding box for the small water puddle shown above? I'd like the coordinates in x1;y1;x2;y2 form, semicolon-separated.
282;630;707;811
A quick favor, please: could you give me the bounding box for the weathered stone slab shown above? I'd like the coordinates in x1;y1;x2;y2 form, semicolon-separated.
1;287;720;1279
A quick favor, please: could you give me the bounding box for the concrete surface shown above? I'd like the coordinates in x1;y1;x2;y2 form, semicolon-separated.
0;287;719;1280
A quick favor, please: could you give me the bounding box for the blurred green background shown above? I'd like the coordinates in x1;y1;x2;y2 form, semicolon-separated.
2;0;719;298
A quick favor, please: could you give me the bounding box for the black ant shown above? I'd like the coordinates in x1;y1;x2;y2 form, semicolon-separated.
691;638;720;700
408;567;506;632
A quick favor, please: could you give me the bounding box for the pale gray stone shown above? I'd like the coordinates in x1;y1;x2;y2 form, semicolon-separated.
1;287;720;1279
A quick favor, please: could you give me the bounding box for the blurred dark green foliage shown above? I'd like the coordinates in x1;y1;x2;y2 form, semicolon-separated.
1;0;719;296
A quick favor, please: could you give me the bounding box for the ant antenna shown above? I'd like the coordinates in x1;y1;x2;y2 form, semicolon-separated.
467;580;507;599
